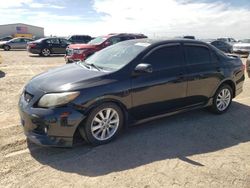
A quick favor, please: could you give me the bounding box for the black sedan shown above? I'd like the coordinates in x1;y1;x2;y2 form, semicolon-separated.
18;39;245;147
27;37;71;57
211;40;233;53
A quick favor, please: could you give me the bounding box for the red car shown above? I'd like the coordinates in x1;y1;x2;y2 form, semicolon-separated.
65;33;147;63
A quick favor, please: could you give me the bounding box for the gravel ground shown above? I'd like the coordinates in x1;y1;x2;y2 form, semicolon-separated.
0;50;250;188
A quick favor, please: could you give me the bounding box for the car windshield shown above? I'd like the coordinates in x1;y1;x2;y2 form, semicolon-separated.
241;39;250;43
83;41;151;71
88;36;107;45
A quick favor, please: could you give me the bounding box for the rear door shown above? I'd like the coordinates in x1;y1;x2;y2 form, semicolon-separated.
48;38;61;53
131;43;188;120
184;43;221;105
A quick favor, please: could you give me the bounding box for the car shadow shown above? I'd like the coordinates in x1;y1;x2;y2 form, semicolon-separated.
0;70;5;78
28;101;250;177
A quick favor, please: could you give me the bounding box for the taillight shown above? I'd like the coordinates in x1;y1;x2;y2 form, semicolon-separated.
29;43;36;48
243;64;246;71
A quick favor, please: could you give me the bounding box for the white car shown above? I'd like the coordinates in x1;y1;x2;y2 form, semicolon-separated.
233;39;250;55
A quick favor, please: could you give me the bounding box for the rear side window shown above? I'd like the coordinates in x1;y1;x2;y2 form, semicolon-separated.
184;45;210;65
143;44;183;70
48;38;60;44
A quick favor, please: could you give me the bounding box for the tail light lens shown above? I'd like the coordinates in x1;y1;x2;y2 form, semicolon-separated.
29;43;36;48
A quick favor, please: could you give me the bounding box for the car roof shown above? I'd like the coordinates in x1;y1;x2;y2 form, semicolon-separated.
128;38;209;46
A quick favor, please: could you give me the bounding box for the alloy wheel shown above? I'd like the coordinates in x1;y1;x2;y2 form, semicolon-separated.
216;88;231;111
91;108;120;141
42;48;50;56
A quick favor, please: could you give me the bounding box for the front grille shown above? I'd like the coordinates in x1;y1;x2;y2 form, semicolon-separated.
24;91;33;103
66;48;73;56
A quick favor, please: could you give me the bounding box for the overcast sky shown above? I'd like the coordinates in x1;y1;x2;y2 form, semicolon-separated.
0;0;249;39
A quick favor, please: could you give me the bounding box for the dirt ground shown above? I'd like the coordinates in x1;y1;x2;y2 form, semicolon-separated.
0;50;250;188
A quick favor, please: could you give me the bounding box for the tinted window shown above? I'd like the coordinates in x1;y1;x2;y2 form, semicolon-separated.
48;38;60;44
185;45;210;65
143;45;183;70
60;39;70;44
108;37;121;45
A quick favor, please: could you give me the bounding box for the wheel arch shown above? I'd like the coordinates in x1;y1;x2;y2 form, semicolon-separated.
74;98;129;144
213;79;236;98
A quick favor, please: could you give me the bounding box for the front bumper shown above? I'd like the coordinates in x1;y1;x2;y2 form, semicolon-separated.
18;90;86;147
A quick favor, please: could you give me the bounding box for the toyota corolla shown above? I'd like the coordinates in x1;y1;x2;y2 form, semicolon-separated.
18;39;245;147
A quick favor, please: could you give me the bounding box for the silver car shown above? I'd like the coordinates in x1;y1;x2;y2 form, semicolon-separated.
0;37;34;51
233;39;250;55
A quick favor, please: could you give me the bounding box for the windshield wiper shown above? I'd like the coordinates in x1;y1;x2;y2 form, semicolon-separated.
86;63;103;71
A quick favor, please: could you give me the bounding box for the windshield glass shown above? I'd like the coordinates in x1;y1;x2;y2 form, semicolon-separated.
241;39;250;43
84;41;151;71
88;36;107;45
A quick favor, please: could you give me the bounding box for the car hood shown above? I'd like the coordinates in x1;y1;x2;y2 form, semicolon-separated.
27;63;109;93
234;43;250;47
68;43;98;49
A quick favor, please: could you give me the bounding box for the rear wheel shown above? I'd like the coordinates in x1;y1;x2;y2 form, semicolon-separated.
41;48;51;57
3;45;10;51
79;103;124;145
210;84;233;114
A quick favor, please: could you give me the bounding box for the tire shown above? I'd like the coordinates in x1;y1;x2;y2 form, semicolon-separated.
79;103;124;145
41;48;51;57
3;45;10;51
209;84;233;114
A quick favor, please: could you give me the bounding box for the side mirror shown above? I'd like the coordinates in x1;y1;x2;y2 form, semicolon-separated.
133;63;153;76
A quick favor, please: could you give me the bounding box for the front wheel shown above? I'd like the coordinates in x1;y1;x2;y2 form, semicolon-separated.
3;45;10;51
210;84;233;114
79;103;124;145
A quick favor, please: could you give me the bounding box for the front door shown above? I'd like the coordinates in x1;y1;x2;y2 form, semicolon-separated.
131;43;188;120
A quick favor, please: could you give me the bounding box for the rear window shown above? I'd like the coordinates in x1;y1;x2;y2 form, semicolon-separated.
184;45;211;65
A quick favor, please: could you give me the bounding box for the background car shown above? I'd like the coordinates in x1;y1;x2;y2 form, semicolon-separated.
246;55;250;77
0;37;34;51
67;35;93;44
27;37;71;56
233;39;250;56
19;39;245;147
211;40;233;53
65;33;147;63
217;37;237;44
0;36;13;41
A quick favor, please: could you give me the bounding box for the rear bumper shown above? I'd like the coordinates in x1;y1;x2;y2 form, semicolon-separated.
27;48;41;54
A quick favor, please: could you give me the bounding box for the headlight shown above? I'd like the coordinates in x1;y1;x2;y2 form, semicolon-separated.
38;92;80;108
73;49;86;54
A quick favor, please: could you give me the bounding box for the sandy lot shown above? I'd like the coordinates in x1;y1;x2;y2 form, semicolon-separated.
0;50;250;188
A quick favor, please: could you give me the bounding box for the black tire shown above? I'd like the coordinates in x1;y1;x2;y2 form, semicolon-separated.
79;103;124;145
3;45;10;51
209;84;233;114
40;48;51;57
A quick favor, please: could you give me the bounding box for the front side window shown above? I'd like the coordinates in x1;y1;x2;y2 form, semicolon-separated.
143;44;183;70
184;45;211;65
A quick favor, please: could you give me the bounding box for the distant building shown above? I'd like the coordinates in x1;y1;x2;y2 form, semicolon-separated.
0;23;44;39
